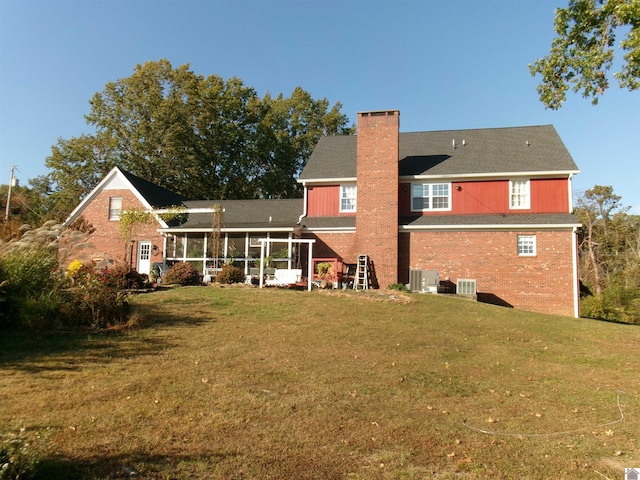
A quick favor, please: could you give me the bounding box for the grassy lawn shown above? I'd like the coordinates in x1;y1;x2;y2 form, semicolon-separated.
1;286;639;479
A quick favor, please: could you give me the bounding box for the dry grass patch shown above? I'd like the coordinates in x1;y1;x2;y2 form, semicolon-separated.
1;287;639;479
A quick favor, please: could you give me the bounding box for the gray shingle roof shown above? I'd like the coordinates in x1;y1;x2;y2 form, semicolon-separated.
400;213;580;228
301;213;579;230
166;199;303;230
299;125;579;181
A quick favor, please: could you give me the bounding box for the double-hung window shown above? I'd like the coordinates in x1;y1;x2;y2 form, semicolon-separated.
340;185;357;212
109;196;122;220
411;183;451;211
510;179;530;209
517;235;536;256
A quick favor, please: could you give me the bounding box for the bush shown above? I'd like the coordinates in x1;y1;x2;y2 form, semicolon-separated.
216;264;245;284
580;285;640;324
0;223;133;331
388;283;409;292
163;262;201;286
0;228;66;330
62;261;131;329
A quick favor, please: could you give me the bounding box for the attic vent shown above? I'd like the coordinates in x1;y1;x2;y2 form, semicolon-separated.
457;279;477;295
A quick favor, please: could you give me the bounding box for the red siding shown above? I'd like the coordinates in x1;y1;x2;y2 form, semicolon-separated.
531;178;569;212
399;178;569;216
307;185;357;217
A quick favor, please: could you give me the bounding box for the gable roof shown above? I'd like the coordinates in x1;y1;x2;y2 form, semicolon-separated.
64;167;188;227
120;170;189;208
159;199;304;232
299;125;580;182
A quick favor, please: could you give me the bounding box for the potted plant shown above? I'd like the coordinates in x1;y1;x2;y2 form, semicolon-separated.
316;261;334;288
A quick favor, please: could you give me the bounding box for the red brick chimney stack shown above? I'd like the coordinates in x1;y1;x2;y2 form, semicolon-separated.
355;110;400;289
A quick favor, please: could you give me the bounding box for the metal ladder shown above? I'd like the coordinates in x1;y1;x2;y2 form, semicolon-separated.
353;254;370;290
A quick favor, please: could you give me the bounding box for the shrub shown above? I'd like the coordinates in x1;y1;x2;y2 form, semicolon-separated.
62;262;131;329
0;228;66;330
580;285;640;324
163;262;201;286
388;283;409;292
0;222;135;331
216;264;245;284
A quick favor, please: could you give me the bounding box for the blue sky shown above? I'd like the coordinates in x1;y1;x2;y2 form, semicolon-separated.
1;0;638;212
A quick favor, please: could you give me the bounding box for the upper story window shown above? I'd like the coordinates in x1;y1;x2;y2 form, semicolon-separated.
517;235;536;256
340;185;357;212
510;179;530;209
108;196;122;220
411;183;451;211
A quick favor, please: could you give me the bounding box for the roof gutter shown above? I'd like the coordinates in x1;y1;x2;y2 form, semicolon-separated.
399;222;582;231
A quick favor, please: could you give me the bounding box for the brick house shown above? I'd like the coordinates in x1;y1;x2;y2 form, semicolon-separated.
65;109;581;316
64;168;188;273
299;110;581;316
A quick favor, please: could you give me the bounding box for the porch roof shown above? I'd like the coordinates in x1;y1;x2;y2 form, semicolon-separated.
158;198;304;232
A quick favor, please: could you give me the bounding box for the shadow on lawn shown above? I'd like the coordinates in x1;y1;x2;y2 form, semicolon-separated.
0;299;212;371
25;451;236;480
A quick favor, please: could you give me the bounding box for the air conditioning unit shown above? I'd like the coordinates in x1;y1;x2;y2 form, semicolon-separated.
457;279;477;295
409;270;439;293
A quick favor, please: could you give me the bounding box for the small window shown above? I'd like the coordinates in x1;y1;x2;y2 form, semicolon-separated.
109;197;122;220
510;179;530;209
411;183;451;211
340;185;357;212
517;235;536;256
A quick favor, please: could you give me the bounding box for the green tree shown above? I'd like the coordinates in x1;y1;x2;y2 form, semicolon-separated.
530;0;640;109
575;185;640;322
44;59;353;213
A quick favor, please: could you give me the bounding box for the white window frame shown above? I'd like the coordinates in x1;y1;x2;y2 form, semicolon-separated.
510;179;530;210
517;235;537;256
340;185;357;213
411;182;451;212
108;196;122;220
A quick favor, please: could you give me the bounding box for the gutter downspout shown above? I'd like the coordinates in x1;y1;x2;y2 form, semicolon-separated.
568;173;574;212
297;184;308;225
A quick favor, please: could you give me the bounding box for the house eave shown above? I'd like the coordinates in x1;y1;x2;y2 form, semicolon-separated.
400;170;581;182
399;223;581;231
298;177;357;186
158;226;301;234
302;227;356;233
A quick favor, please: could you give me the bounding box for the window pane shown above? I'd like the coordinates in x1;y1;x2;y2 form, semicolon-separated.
186;236;204;258
511;180;529;208
109;197;122;220
411;183;449;211
432;195;448;209
340;185;357;212
517;235;536;256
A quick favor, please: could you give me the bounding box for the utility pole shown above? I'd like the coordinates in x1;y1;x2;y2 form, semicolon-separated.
4;165;17;222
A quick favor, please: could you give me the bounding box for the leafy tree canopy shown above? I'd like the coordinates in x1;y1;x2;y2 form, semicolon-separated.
530;0;640;109
45;59;354;213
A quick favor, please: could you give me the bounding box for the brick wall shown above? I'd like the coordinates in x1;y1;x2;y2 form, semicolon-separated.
406;229;577;316
355;110;400;288
303;232;356;264
78;189;165;268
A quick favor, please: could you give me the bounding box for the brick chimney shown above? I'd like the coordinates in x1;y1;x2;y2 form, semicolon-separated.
355;110;400;288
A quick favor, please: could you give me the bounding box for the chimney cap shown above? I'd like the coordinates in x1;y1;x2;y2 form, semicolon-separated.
358;110;399;117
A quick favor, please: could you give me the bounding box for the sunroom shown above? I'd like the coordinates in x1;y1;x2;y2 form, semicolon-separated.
156;198;307;282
